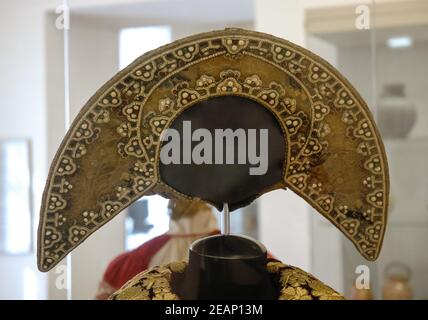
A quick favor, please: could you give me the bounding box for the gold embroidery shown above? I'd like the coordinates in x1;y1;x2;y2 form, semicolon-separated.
109;261;344;300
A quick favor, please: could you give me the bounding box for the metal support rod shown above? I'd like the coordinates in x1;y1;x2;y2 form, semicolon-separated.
221;203;230;235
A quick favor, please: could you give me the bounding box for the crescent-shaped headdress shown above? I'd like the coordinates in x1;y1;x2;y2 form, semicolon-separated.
38;29;389;272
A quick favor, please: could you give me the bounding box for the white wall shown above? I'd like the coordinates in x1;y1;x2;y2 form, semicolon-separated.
0;0;162;300
0;1;48;300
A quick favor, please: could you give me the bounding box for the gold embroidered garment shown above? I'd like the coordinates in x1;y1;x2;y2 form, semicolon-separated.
109;261;344;300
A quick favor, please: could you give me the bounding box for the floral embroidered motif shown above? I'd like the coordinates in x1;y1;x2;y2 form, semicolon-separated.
110;261;344;300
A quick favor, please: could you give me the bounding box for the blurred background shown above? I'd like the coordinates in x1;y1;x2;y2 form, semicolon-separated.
0;0;427;299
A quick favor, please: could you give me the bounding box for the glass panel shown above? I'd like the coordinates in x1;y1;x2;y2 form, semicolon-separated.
306;1;379;297
61;1;253;299
307;0;428;299
373;1;428;300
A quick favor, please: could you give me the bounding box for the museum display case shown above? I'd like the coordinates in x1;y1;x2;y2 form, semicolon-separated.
40;25;390;299
306;0;428;299
0;0;427;301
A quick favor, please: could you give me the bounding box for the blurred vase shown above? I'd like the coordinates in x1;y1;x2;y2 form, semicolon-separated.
350;284;373;300
378;83;416;139
382;262;413;300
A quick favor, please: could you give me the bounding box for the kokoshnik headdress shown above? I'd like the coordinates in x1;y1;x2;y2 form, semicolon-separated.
38;29;389;272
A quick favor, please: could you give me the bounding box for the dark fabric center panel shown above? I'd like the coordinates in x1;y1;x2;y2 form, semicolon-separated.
160;96;285;210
